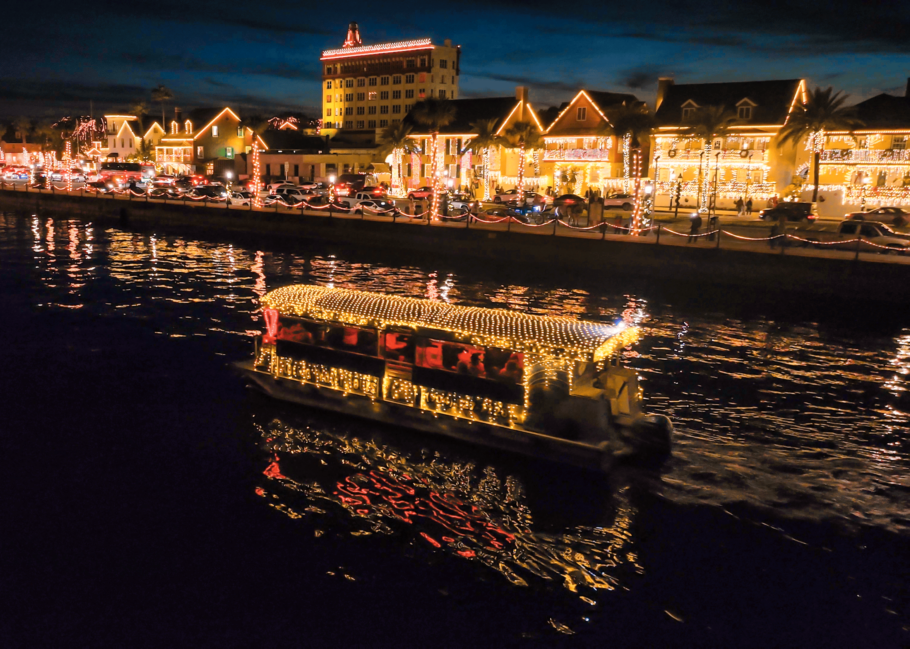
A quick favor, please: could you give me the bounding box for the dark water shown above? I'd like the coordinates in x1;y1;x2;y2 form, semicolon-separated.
1;214;908;648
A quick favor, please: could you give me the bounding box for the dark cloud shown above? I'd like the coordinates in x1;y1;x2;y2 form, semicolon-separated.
118;51;319;81
465;73;584;94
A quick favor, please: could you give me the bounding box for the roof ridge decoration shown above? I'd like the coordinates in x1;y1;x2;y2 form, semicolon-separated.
322;38;433;60
262;285;638;361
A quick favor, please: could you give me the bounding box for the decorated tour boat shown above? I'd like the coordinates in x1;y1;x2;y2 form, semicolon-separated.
235;285;672;470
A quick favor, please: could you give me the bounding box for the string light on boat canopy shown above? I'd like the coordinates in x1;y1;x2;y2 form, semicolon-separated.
261;285;638;362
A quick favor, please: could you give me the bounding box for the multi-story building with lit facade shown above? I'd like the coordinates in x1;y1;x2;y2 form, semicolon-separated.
320;22;460;136
815;80;910;210
650;78;809;210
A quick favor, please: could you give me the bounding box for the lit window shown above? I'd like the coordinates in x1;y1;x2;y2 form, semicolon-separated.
185;120;192;134
326;94;332;103
368;91;377;100
419;89;426;98
326;108;332;117
576;107;587;121
212;125;219;137
197;146;204;158
225;147;234;159
237;126;244;137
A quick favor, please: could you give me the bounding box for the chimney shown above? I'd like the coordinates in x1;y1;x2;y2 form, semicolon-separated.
656;77;674;112
174;106;182;124
444;39;452;47
516;86;529;103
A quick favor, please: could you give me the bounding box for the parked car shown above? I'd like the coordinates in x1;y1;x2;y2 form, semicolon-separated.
845;206;909;226
148;187;183;199
336;191;390;209
334;173;370;196
230;191;253;206
50;170;86;182
448;193;477;213
602;193;635;211
492;189;549;205
354;199;397;214
188;185;228;200
758;202;818;222
264;193;298;206
407;186;435;200
794;220;910;253
86;180;116;193
275;187;317;205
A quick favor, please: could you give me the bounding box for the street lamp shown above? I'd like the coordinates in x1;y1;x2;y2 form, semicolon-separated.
713;151;720;217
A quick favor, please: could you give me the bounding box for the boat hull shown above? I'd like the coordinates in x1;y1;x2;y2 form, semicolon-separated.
234;360;617;472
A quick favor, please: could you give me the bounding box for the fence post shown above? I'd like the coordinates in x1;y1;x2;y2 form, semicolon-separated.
656;223;661;245
715;226;721;249
328;202;333;219
854;236;861;261
553;218;558;236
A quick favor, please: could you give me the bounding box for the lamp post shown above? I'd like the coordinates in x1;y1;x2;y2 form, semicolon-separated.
713;151;720;217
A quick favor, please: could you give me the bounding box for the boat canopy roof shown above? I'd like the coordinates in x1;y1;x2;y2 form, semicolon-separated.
262;285;638;361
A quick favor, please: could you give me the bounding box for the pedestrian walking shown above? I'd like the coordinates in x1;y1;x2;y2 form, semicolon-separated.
688;213;702;243
746;198;753;216
735;197;744;216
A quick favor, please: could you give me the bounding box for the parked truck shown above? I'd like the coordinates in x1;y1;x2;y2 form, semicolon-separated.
792;220;910;253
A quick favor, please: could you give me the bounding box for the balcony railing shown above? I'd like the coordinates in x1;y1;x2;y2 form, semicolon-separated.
543;149;611;162
657;149;768;163
819;149;910;163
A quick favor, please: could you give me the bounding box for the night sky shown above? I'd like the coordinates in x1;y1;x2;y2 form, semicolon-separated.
3;0;908;121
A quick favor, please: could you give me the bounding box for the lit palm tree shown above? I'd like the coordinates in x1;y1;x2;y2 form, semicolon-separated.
683;105;739;212
468;118;501;200
151;84;174;126
379;121;413;197
501;121;543;197
411;98;456;218
777;87;864;203
598;103;655;194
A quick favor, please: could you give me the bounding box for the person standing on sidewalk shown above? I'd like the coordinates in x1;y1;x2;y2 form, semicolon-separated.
688;213;702;243
746;198;753;216
735;196;744;216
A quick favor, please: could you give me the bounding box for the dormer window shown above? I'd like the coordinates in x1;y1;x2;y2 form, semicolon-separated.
170;121;178;134
185;120;192;135
681;100;699;120
736;98;756;121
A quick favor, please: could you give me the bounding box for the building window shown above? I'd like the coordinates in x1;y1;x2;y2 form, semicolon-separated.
326;81;332;89
392;104;402;114
682;107;696;119
439;90;446;99
357;92;365;101
357;106;365;115
357;78;365;87
380;105;389;114
405;74;415;83
368;120;376;128
419;72;426;83
419;57;427;67
344;121;353;129
237;126;244;137
439;59;447;69
368;106;377;115
197;146;204;158
378;119;387;127
346;93;353;101
326;108;332;117
335;108;342;116
225;147;234;159
380;76;389;85
392;75;401;84
336;94;342;102
737;106;752;120
452;61;456;71
368;77;377;86
345;107;353;115
419;89;426;99
576;107;587;121
345;79;353;88
326;94;332;103
405;89;414;99
368;91;377;100
325;67;332;75
894;135;907;150
406;59;415;68
380;91;389;100
392;90;401;99
356;120;364;129
212;125;219;137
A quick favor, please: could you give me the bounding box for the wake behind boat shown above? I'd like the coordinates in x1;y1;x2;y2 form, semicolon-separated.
235;285;672;471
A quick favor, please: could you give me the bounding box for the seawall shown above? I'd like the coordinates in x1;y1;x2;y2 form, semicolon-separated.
3;188;909;304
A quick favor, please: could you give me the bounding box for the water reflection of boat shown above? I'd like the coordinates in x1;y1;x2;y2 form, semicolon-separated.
235;285;672;471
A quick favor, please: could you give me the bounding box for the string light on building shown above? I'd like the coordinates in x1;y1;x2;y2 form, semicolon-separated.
251;142;262;208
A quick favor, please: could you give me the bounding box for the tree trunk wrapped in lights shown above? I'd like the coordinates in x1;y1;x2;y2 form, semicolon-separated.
623;134;631;194
631;149;643;233
251;143;262;208
64;141;72;192
430;133;440;218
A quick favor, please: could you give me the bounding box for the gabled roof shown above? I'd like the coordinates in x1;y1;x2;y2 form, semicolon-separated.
403;97;519;135
259;129;329;151
545;89;643;136
852;93;910;130
654;79;804;126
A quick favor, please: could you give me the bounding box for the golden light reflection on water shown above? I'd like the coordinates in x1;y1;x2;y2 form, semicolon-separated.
3;214;909;536
256;418;642;600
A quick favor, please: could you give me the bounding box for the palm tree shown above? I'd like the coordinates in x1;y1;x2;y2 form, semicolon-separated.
411;98;456;217
777;87;864;202
683;105;739;212
130;101;149;133
13;117;31;144
501;121;543;197
598;103;655;194
151;84;174;126
467;118;500;200
379;121;413;197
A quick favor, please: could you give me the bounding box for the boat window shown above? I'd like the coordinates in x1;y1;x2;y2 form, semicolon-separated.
275;317;325;345
326;324;377;356
416;340;523;384
381;331;415;363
